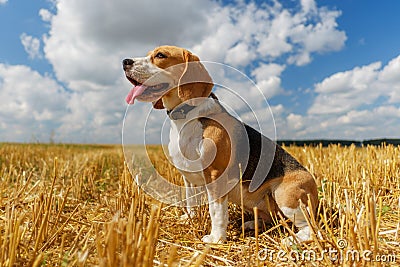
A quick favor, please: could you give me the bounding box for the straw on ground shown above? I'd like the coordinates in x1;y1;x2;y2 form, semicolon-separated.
0;143;399;266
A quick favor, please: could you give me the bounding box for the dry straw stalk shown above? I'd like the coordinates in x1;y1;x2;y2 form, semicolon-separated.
0;143;399;266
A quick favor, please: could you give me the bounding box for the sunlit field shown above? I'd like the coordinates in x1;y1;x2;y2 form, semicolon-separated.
0;143;399;266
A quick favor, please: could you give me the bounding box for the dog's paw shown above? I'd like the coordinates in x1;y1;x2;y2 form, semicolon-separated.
201;234;226;244
179;211;196;221
282;226;313;247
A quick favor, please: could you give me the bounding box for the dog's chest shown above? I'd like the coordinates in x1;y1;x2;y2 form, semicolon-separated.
168;119;206;184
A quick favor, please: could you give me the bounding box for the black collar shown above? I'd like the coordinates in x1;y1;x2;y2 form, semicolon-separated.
166;93;218;120
167;104;196;120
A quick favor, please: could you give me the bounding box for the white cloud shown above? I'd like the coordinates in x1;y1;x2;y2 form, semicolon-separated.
379;55;400;83
20;33;41;59
276;55;400;140
251;63;285;99
287;113;304;131
39;8;53;22
225;42;256;67
3;0;353;143
256;9;294;59
274;109;397;140
42;0;215;90
57;86;126;143
379;55;400;103
309;64;380;114
193;0;346;67
300;0;317;13
306;105;400;140
309;57;400;115
252;63;285;80
0;64;68;142
0;0;7;5
38;0;218;143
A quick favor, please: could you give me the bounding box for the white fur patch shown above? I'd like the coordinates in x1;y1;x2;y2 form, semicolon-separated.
183;177;199;217
280;206;308;228
280;206;311;243
168;98;221;185
202;196;228;243
129;55;172;85
167;98;229;243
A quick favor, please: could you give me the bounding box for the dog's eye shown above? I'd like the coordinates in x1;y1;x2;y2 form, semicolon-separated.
155;52;167;59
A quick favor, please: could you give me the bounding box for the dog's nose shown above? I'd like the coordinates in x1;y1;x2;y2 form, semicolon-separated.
123;58;134;66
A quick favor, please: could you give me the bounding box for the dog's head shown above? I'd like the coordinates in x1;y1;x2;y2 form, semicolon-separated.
123;45;214;110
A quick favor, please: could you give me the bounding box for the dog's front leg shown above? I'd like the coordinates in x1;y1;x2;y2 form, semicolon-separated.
202;193;228;244
181;176;198;219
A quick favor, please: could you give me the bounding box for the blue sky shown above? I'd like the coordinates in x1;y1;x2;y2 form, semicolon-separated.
0;0;399;143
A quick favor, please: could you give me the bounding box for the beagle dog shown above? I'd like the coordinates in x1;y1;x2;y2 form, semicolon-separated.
122;45;318;244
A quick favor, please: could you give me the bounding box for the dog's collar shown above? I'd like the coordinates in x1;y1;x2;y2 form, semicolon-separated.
167;104;196;120
166;94;218;120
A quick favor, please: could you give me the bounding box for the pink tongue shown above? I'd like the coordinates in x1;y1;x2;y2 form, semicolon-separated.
125;85;146;104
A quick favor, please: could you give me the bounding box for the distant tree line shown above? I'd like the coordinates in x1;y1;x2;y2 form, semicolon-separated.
277;139;400;147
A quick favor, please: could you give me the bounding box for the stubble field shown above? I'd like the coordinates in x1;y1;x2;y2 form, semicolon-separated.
0;143;399;266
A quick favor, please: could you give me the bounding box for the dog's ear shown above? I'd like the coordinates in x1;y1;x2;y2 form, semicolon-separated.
152;99;164;109
178;50;213;102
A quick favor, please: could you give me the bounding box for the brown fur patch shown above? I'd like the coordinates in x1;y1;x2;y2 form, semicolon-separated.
199;118;231;184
